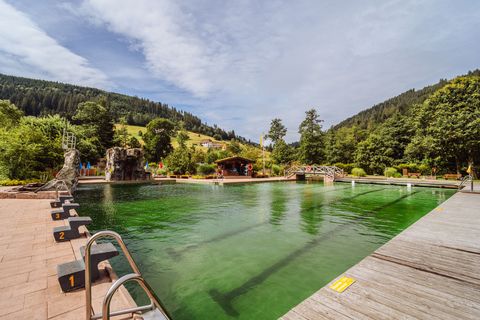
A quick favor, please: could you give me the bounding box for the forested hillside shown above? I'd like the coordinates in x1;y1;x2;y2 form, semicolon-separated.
322;69;480;174
334;69;480;131
0;73;244;143
1;69;479;182
263;69;480;177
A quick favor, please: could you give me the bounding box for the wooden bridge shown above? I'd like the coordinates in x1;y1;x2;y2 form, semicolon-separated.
285;165;344;181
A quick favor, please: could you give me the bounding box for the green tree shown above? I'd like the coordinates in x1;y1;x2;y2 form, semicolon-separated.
298;109;325;164
0;109;65;179
271;139;294;164
407;76;480;172
267;118;287;144
192;148;206;164
324;126;364;164
354;114;413;174
0;100;24;128
164;146;195;174
240;145;261;162
143;118;175;161
176;130;190;148
114;117;129;147
73;101;114;153
227;139;242;155
128;136;141;148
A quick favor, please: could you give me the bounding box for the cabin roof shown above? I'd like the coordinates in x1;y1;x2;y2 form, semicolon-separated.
215;156;254;164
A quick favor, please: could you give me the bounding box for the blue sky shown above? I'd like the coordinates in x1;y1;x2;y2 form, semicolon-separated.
1;0;479;141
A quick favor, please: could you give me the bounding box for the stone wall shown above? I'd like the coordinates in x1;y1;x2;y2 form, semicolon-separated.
105;147;147;181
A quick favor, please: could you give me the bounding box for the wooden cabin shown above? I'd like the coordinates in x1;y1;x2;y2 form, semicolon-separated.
215;156;254;178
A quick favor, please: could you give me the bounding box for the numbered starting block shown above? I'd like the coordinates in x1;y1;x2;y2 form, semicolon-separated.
50;195;74;208
51;203;80;220
57;242;119;292
53;217;92;242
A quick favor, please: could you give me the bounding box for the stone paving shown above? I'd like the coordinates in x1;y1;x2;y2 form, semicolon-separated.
0;199;135;319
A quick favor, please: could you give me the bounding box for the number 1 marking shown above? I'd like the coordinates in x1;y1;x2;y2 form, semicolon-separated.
69;275;74;287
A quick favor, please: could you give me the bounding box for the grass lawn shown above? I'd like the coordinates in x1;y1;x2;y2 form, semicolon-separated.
115;124;225;150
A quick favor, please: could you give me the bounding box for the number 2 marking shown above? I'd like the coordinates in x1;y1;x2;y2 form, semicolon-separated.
69;275;74;287
59;232;64;240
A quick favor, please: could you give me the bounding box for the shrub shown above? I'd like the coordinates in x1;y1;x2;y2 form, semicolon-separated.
418;163;430;175
397;163;419;173
156;167;169;176
397;163;431;175
384;167;398;178
164;147;195;174
271;164;283;176
0;179;41;186
197;163;216;175
334;163;355;174
351;167;366;177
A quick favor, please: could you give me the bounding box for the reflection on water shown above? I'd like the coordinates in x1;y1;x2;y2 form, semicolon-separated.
269;184;287;225
76;182;455;320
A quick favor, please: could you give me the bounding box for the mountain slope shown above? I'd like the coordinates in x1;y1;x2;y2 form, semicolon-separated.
0;73;246;143
333;69;480;130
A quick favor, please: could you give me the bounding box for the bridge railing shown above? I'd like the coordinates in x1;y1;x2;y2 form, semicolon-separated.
285;165;344;179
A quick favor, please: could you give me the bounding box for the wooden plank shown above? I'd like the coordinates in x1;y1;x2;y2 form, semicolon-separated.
360;257;480;304
280;310;312;320
374;241;480;284
281;190;480;319
348;263;480;319
314;282;417;320
290;300;345;320
309;291;371;320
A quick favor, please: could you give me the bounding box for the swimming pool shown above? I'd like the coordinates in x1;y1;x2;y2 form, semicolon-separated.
76;182;455;319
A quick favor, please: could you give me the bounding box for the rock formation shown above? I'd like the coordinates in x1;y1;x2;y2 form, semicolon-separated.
105;147;147;181
36;149;80;192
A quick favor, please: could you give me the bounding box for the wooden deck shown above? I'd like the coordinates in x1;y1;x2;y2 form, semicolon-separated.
281;190;480;320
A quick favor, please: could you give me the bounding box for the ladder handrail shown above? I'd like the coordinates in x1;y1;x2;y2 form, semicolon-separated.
85;230;171;320
102;273;169;320
458;175;473;191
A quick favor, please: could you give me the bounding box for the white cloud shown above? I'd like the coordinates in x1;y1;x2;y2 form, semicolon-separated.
3;0;479;141
79;0;221;97
0;0;109;88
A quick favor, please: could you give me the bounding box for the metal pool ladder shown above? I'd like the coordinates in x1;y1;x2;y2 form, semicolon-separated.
85;230;172;320
458;175;473;191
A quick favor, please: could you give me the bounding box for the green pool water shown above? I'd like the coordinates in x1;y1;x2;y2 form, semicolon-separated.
75;182;455;319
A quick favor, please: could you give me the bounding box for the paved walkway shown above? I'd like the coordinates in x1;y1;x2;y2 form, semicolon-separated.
336;176;459;188
281;190;480;319
77;176;296;185
0;199;135;319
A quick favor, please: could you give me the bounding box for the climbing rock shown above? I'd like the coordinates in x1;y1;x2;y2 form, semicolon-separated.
105;147;147;181
55;149;81;188
36;149;80;192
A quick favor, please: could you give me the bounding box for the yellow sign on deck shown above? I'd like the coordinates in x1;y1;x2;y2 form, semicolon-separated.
329;276;356;293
